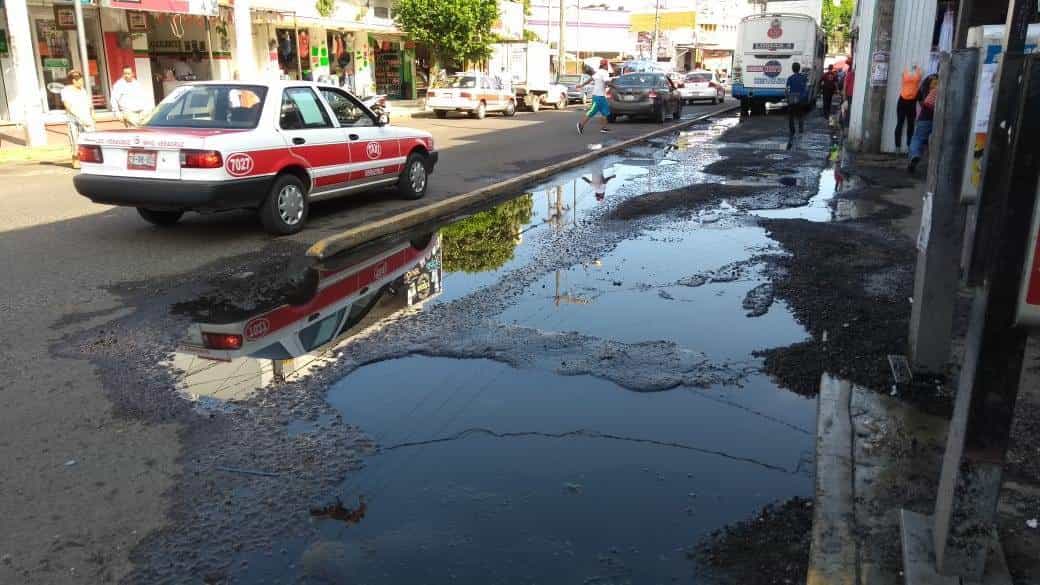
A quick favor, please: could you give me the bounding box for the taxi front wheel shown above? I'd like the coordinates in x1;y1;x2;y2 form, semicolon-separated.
260;174;309;235
397;153;429;200
137;208;183;227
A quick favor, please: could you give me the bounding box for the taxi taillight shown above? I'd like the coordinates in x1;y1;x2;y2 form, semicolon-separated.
77;144;103;164
180;149;223;169
202;333;243;350
460;92;474;99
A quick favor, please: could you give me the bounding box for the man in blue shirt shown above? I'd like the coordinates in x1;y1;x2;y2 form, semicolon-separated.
785;62;809;148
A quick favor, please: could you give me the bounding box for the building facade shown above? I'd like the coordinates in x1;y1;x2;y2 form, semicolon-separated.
1;0;522;144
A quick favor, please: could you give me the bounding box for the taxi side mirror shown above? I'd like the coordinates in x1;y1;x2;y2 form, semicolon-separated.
377;112;390;126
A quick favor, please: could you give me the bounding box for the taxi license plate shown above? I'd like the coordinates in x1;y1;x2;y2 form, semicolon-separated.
127;150;157;171
621;95;636;101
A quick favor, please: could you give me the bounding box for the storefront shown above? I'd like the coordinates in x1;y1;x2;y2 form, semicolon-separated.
28;1;110;117
144;6;236;101
0;6;14;121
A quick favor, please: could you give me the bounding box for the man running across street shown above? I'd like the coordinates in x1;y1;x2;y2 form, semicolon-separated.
577;59;613;134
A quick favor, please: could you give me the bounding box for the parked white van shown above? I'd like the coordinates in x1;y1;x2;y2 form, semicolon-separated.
731;13;825;114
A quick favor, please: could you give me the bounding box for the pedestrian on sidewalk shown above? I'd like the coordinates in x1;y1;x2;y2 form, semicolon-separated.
784;62;809;149
111;66;150;128
60;70;95;170
895;64;922;150
820;64;838;118
840;65;855;130
908;74;939;173
577;59;613;135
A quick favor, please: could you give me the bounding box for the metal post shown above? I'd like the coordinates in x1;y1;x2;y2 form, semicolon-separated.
930;54;1040;579
72;0;92;110
233;0;256;79
293;13;303;80
205;16;217;79
576;1;581;64
965;0;1038;284
651;0;660;61
907;50;979;374
953;0;977;49
558;0;565;76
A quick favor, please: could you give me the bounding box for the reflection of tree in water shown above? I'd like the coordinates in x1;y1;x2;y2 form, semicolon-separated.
440;195;534;273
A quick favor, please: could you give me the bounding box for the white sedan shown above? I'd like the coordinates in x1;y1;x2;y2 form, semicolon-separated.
73;80;438;234
679;71;726;104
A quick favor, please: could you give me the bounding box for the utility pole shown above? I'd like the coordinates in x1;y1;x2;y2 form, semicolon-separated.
907;50;978;374
899;0;1040;581
559;0;566;76
72;0;92;109
653;0;661;60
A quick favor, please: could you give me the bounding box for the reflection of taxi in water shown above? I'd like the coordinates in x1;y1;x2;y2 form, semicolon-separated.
180;235;441;363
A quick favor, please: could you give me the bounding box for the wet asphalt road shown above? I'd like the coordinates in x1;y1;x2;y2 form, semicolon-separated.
0;100;826;585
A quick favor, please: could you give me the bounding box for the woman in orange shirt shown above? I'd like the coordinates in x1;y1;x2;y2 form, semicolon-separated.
895;65;922;150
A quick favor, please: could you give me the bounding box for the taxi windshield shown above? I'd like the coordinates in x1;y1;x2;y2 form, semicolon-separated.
146;85;267;129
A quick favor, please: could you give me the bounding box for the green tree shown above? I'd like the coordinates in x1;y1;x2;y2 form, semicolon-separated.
440;196;534;273
394;0;500;68
821;0;855;50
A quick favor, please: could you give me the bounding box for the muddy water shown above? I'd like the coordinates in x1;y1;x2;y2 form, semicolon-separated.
236;360;811;584
212;118;827;583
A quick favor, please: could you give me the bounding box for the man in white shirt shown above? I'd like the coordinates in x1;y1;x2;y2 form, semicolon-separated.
61;70;95;169
111;66;150;127
577;59;613;134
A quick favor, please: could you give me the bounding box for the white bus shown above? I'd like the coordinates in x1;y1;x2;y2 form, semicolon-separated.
731;13;825;114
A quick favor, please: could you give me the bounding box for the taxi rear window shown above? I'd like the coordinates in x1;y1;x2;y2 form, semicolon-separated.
146;85;267;129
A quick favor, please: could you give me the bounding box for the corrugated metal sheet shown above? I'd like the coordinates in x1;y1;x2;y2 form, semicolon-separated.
880;0;938;153
848;0;877;149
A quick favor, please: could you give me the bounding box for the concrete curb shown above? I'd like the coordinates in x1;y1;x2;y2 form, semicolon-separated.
807;374;857;585
307;102;740;259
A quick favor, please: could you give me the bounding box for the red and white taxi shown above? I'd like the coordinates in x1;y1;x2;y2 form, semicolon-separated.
73;81;438;234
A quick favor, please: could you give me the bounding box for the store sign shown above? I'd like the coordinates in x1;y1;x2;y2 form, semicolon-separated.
53;5;77;30
103;0;217;17
126;10;149;32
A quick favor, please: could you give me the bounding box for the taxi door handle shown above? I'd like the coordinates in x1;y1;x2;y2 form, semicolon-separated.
292;137;306;145
349;134;360;141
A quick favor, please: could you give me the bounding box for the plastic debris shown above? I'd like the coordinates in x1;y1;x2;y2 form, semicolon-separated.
564;482;583;494
1027;518;1038;529
64;460;77;467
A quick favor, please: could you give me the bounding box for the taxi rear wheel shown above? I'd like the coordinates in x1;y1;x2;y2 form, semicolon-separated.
137;208;183;227
397;153;429;200
260;174;309;235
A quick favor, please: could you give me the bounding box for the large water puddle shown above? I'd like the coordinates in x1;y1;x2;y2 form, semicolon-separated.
170;116;824;582
235;358;813;584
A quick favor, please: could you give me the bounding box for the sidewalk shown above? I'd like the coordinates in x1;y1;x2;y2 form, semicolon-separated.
0;120;127;165
805;150;1040;584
